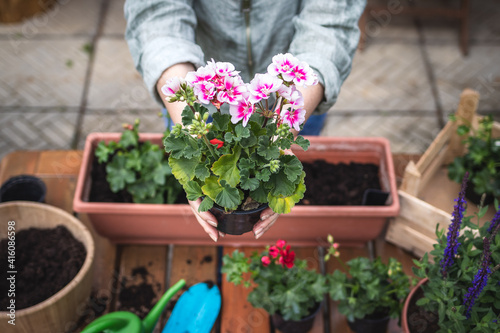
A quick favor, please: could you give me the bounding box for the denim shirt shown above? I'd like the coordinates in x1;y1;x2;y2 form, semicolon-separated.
124;0;365;114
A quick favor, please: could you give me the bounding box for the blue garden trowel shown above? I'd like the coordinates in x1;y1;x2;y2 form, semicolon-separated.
162;281;221;333
81;279;186;333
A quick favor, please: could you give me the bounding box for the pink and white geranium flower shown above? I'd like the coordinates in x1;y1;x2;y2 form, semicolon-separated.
229;93;255;127
192;81;216;104
217;75;247;105
161;77;182;98
248;73;283;104
281;104;306;131
268;53;317;86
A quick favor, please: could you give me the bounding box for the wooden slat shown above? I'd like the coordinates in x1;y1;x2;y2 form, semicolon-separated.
36;150;83;176
221;246;271;333
0;150;40;183
165;245;218;331
115;245;169;333
325;244;370;333
37;176;76;213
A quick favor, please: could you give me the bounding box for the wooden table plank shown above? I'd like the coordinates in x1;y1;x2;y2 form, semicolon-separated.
36;150;83;176
0;150;40;183
165;245;218;331
114;245;169;333
221;246;271;333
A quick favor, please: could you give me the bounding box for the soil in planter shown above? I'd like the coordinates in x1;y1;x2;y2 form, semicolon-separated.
88;157;188;204
406;287;439;333
0;226;86;310
300;160;382;206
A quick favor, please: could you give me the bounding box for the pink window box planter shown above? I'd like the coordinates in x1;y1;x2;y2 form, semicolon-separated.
73;133;399;246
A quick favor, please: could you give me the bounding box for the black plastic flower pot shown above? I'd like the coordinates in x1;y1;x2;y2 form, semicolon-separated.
271;302;322;333
465;183;494;206
347;313;390;333
0;175;46;203
210;204;268;235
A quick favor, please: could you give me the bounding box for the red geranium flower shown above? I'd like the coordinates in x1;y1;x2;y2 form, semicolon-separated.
278;245;295;269
209;138;224;149
261;256;271;267
269;246;279;258
276;239;286;248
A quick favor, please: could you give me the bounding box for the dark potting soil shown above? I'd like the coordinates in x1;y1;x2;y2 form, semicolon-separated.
118;266;162;319
300;160;382;206
406;287;439;333
88;157;187;204
0;226;86;310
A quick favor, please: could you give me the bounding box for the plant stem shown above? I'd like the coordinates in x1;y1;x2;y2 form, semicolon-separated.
202;135;217;159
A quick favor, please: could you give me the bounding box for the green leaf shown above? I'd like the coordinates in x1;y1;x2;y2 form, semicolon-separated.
212;112;231;132
240;168;260;191
281;155;303;183
152;161;172;186
119;129;138;148
257;136;280;160
294;135;310;151
95;141;114;163
164;135;200;159
269;170;297;197
268;172;306;214
128;179;156;201
212;146;241;188
201;176;222;201
125;149;142;171
215;183;241;210
184;180;203;201
256;168;271;182
198;196;214;212
195;163;210;181
168;156;199;184
250;186;268;203
105;155;136;192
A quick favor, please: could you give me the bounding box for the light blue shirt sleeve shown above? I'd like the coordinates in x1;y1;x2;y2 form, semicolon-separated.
124;0;205;104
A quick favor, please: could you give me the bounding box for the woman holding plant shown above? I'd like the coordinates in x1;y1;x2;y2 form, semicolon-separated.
125;0;365;241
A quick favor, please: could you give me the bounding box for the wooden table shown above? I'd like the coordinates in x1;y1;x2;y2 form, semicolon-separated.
0;150;420;333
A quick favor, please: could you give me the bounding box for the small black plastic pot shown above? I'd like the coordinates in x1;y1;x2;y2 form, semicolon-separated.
0;175;47;203
271;302;322;333
465;182;494;206
347;313;390;333
210;204;268;235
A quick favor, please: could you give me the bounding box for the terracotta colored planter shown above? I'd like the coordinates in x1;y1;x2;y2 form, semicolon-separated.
402;278;428;333
0;202;94;333
73;133;399;245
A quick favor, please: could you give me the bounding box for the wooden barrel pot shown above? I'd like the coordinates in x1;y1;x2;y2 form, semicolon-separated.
0;201;95;333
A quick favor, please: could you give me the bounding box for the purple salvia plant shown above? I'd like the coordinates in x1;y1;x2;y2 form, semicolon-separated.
487;208;500;235
463;237;492;319
440;172;469;278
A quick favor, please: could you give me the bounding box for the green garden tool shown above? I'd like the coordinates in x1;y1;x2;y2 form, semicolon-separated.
81;279;186;333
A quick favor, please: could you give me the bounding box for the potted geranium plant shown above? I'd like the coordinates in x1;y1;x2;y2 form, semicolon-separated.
325;235;414;333
448;114;500;205
221;239;327;332
162;53;313;235
93;119;183;204
403;173;500;333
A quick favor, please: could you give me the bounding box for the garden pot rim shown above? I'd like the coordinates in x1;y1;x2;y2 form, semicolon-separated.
402;277;429;333
0;201;95;316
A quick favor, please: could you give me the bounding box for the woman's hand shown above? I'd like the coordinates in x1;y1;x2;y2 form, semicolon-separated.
188;198;225;242
253;207;280;239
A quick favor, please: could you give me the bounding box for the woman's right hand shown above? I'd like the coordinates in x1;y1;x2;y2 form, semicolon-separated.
188;198;225;242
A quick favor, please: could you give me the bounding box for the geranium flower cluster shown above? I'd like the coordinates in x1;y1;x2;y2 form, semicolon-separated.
261;239;296;269
161;53;318;131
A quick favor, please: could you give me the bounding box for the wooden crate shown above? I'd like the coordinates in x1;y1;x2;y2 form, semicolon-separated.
385;89;500;258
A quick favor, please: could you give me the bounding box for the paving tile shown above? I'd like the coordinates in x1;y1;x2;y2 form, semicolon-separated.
0;107;78;160
77;109;166;149
87;38;158;110
0;39;90;107
103;0;126;36
426;45;500;120
0;0;102;36
332;43;436;112
321;112;441;154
